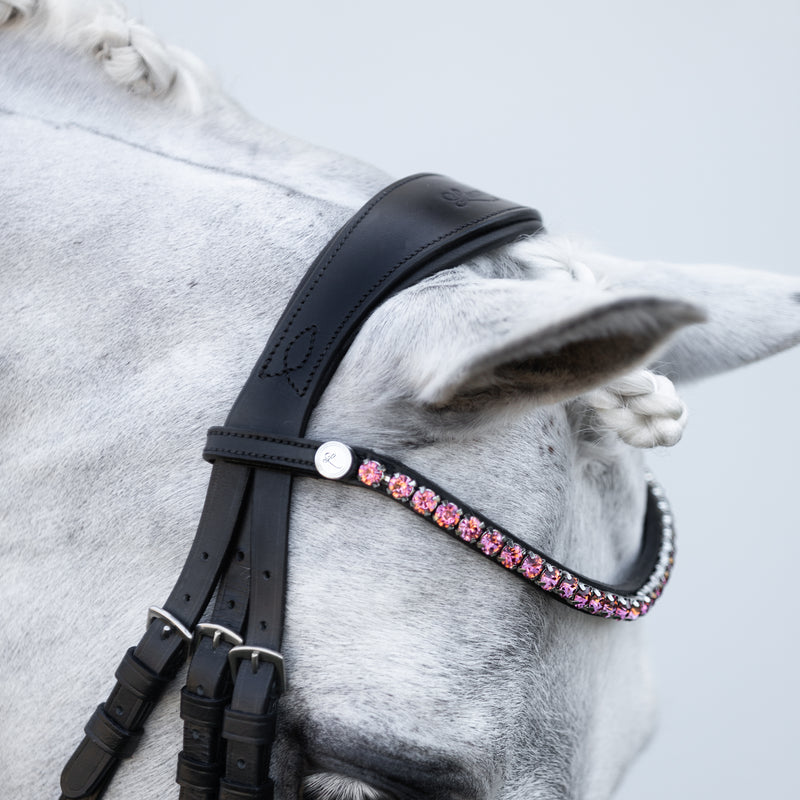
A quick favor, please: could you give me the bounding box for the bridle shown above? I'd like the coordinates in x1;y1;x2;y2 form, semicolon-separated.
59;174;675;800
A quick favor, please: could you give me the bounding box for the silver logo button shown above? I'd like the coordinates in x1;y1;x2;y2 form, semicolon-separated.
314;441;354;480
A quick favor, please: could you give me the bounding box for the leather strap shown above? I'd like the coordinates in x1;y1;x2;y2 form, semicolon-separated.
177;495;253;800
59;174;543;800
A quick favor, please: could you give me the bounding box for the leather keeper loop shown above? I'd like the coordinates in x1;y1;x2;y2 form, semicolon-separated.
222;708;273;745
204;427;318;473
176;751;221;790
218;776;274;800
115;646;170;701
84;704;143;759
180;686;229;727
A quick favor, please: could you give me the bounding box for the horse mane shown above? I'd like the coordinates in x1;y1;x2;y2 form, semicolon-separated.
0;0;219;112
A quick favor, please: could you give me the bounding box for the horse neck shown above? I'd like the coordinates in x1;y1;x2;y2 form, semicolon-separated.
0;25;390;209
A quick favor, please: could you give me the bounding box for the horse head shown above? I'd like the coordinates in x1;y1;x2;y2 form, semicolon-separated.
1;3;799;799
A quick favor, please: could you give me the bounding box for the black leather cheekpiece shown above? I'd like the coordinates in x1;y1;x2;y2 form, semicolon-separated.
59;174;543;800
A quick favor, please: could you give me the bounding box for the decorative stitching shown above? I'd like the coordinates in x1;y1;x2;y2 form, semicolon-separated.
296;205;530;396
207;429;317;450
258;175;534;398
260;325;318;397
257;175;425;381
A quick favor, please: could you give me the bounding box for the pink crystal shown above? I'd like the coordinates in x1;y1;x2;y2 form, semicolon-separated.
433;502;462;529
457;516;483;543
519;554;544;580
357;460;385;487
587;592;604;614
498;543;525;569
410;488;439;515
387;473;415;500
600;595;618;618
478;529;504;556
614;600;630;620
557;575;578;600
572;585;591;609
536;565;561;592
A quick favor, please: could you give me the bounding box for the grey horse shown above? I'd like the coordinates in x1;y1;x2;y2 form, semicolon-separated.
2;3;799;799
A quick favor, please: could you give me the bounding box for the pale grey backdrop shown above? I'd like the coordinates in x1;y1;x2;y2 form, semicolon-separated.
133;2;800;797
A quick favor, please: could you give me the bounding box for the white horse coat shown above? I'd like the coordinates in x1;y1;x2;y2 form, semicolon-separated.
1;3;799;799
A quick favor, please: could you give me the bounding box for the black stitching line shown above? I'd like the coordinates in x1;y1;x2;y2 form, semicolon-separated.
260;325;318;396
257;174;428;380
208;447;314;467
261;326;317;378
207;429;318;450
296;205;530;396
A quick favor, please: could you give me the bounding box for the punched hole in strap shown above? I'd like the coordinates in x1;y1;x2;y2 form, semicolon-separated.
180;686;229;727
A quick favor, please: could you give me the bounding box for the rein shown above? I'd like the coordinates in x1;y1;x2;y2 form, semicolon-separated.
59;174;674;800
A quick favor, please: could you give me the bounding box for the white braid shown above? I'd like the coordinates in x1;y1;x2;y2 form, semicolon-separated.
0;0;36;25
509;236;690;448
584;369;688;448
82;14;177;97
0;0;215;112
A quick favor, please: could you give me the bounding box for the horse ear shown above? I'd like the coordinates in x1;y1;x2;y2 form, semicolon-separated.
374;275;705;410
585;253;800;383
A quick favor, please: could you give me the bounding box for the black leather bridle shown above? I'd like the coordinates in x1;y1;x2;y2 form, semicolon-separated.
59;174;674;800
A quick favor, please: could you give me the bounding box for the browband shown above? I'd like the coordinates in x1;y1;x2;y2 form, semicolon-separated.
60;173;672;800
202;428;674;611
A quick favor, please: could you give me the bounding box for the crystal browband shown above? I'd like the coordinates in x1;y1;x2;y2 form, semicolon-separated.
203;429;676;621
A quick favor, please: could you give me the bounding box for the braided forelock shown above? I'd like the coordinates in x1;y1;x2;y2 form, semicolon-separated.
507;235;690;449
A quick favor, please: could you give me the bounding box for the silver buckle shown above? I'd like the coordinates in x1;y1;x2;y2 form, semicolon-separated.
228;645;287;693
146;606;192;643
193;622;244;652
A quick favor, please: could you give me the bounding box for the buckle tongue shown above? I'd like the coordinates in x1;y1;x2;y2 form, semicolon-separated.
193;622;244;651
228;645;286;693
146;606;192;643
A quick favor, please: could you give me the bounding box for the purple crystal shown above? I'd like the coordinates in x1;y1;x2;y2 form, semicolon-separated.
478;530;504;556
519;554;544;580
572;585;592;609
536;565;561;592
498;543;525;569
557;575;578;600
457;516;483;543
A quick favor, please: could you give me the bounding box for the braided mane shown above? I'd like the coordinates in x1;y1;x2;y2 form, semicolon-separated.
0;0;217;112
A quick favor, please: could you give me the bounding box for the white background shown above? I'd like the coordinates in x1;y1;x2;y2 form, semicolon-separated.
132;2;800;797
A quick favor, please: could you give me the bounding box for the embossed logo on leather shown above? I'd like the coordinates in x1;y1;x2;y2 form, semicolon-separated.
441;188;500;208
